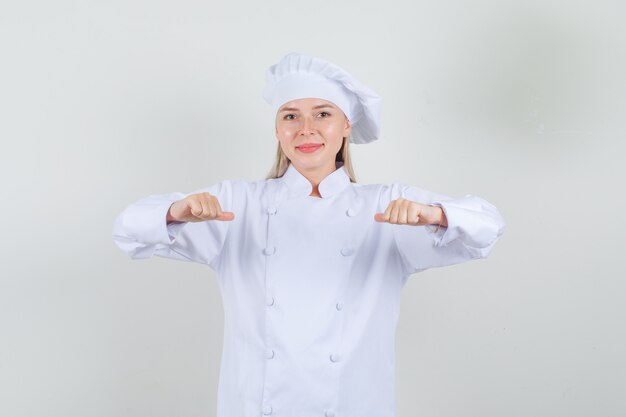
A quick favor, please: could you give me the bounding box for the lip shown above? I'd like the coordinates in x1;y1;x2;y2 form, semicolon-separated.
296;143;324;153
296;143;324;148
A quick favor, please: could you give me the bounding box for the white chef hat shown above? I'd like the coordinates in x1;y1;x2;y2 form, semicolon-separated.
262;52;382;144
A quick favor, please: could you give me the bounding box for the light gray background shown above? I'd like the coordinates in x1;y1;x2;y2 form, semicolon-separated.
1;0;625;416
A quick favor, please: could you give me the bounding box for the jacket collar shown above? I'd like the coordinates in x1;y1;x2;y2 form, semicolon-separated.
281;162;351;198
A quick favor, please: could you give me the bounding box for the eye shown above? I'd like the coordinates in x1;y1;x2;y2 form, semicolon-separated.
283;114;295;120
319;111;331;117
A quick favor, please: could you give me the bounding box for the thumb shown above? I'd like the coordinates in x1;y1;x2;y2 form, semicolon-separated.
374;213;388;222
216;211;235;221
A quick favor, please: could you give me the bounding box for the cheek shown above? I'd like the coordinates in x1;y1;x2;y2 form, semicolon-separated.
325;125;345;145
277;138;294;156
276;126;296;139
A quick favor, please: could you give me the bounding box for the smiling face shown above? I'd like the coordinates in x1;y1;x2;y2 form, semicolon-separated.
275;98;352;175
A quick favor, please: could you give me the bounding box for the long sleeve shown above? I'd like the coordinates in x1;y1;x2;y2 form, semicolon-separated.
112;180;233;269
380;183;506;276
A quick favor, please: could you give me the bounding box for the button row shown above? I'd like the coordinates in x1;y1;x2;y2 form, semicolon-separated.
267;206;357;217
267;296;343;311
264;300;342;361
265;348;340;364
264;246;354;256
263;347;341;362
262;205;347;417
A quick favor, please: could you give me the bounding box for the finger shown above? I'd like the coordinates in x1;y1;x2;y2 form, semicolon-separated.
213;195;233;221
374;213;386;222
189;198;203;218
382;201;394;222
407;202;420;225
397;199;410;224
216;211;235;221
389;199;401;224
199;194;214;219
211;195;224;219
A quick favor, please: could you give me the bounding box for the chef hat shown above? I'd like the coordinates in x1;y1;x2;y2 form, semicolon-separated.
262;52;382;144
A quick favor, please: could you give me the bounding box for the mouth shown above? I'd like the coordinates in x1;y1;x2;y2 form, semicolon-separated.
296;143;324;154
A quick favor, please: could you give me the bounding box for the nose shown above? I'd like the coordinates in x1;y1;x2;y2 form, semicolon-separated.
299;116;315;136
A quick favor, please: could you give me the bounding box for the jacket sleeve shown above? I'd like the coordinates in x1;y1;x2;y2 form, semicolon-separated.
381;183;506;276
112;180;233;269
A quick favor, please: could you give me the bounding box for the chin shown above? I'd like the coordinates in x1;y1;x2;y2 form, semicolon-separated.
296;159;332;170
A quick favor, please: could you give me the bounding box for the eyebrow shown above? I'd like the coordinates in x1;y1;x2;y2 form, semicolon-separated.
278;104;335;113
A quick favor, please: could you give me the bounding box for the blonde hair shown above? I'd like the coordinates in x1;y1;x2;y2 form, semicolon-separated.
266;135;357;182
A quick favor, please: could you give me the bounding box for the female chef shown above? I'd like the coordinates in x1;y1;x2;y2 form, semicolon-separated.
113;52;506;417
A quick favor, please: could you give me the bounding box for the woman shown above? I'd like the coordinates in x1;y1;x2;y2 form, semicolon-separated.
113;52;506;417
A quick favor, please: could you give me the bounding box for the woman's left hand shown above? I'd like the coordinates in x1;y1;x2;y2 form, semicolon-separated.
374;198;447;227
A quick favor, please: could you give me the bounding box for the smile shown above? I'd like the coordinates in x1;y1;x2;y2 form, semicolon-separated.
296;144;324;154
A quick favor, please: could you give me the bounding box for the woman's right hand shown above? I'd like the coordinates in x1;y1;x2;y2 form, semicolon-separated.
166;192;235;223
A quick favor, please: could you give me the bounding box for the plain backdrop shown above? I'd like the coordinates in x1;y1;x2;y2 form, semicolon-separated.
1;0;625;416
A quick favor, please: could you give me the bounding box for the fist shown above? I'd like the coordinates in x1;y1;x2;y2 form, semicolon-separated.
374;198;442;226
167;192;235;223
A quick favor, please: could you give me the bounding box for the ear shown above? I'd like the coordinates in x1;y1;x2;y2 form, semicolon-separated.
344;117;352;137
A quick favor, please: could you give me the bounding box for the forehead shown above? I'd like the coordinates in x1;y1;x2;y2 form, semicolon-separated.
278;98;338;112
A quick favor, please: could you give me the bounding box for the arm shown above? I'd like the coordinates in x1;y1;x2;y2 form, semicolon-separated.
380;183;506;276
112;180;234;269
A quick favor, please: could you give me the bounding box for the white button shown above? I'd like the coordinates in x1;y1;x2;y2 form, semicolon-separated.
340;247;354;256
266;296;275;306
263;246;276;256
262;405;272;415
325;410;336;417
267;206;277;215
346;208;357;217
267;349;275;359
330;353;340;362
336;302;343;311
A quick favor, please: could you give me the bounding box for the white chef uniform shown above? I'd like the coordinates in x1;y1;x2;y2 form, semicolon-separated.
112;159;505;417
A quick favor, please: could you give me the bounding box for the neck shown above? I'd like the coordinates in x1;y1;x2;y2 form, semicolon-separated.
293;161;337;192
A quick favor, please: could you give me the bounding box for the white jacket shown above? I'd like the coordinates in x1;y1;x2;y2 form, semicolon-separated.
112;162;506;417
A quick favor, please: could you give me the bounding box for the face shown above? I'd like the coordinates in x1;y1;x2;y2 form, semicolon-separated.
275;98;351;173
